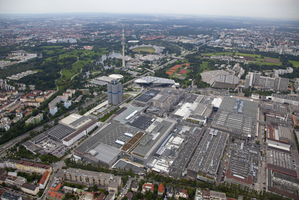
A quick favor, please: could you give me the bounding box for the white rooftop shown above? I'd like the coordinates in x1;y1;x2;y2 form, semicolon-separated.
135;76;175;85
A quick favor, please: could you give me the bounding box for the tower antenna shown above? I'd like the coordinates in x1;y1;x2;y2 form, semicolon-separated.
122;23;125;68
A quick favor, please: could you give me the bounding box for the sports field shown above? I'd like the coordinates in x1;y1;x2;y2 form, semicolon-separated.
132;47;155;53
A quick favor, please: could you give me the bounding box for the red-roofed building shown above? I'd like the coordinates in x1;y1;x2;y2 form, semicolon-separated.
47;190;65;200
39;171;50;189
183;63;190;66
142;183;154;194
158;183;165;196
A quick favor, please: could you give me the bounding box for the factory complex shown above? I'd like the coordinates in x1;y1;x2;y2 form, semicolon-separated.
20;80;299;199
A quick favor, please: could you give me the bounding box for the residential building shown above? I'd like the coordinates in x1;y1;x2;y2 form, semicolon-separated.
166;185;174;198
25;113;43;125
131;180;139;192
64;168;122;188
50;180;62;191
39;171;50;189
47;191;65;200
142;183;154;194
0;158;18;169
16;160;52;174
21;183;39;195
158;183;165;196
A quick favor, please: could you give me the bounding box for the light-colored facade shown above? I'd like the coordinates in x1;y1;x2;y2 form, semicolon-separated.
16;161;52;174
64;168;122;188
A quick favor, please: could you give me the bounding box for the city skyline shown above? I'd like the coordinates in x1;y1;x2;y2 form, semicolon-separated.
0;0;299;20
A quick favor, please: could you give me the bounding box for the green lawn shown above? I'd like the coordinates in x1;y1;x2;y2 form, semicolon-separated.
41;46;63;49
235;53;261;58
200;61;209;71
290;60;299;68
61;69;73;80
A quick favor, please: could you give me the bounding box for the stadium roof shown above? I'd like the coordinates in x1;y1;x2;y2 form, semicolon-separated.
135;76;175;85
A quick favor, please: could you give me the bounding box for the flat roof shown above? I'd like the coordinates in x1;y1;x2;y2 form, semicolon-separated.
135;76;175;85
113;106;144;124
92;143;121;164
227;142;259;183
170;132;202;175
75;121;139;154
130;115;154;130
47;124;75;140
121;132;144;152
187;129;229;176
63;119;97;142
132;119;174;159
135;89;160;103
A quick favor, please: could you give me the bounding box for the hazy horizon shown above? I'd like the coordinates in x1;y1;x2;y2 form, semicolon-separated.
0;0;298;21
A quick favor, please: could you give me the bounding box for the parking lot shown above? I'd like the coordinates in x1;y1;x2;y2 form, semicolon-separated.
37;137;69;157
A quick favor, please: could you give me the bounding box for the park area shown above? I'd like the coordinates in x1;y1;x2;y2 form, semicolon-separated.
204;52;281;66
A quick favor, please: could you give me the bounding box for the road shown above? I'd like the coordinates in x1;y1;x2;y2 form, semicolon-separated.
41;160;66;200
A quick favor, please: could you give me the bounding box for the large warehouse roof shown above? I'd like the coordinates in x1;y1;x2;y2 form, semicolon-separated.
47;124;75;140
135;76;175;85
91;143;121;165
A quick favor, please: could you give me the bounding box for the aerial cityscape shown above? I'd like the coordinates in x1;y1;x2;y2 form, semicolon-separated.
0;1;298;200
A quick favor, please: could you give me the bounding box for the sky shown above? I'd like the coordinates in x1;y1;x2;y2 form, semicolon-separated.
0;0;299;20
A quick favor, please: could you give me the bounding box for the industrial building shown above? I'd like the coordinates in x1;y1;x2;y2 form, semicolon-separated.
211;97;259;138
174;95;213;122
268;94;299;106
75;103;176;167
150;89;184;111
130;118;176;164
45;114;99;146
224;142;259;186
107;79;123;105
187;129;229;181
267;169;299;199
266;148;297;175
169;129;203;178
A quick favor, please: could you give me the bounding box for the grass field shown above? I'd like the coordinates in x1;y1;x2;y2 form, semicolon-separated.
200;62;209;71
235;53;261;58
132;47;155;53
41;46;63;49
61;69;73;80
264;57;281;64
290;60;299;68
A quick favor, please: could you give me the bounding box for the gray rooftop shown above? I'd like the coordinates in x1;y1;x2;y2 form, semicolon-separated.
91;143;121;164
75;121;139;154
273;171;299;184
132;120;174;159
69;116;89;128
130;115;154;130
47;124;75;140
219;97;258;119
187;129;228;176
228;142;259;182
135;89;161;103
113;106;144;124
